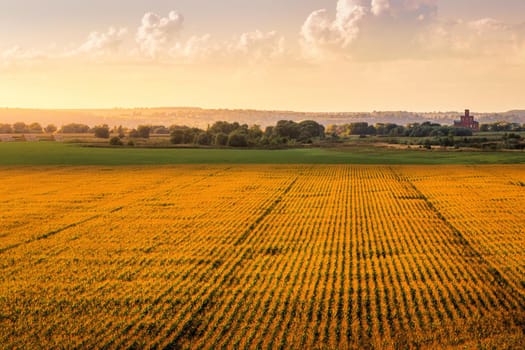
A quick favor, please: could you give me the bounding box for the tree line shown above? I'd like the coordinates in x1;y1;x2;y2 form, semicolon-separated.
2;120;523;149
0;122;57;134
326;122;476;138
169;120;325;147
87;120;326;147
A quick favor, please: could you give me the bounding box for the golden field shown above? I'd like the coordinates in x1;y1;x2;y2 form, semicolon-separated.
1;165;524;349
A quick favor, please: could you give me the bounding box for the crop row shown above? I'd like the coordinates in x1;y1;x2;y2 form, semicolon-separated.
1;165;524;348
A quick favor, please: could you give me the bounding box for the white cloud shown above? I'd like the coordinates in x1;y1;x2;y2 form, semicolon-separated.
419;18;522;58
171;34;217;62
0;46;48;68
371;0;390;16
468;18;508;34
136;11;184;57
231;30;285;61
169;30;286;64
75;27;127;55
300;0;438;60
3;2;523;68
301;1;368;59
2;46;41;60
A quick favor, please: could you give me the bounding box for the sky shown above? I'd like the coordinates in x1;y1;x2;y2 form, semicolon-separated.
1;0;524;112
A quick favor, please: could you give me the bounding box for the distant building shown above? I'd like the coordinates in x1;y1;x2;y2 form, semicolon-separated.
454;109;479;131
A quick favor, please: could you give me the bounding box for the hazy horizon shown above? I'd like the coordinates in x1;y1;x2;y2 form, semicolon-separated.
2;105;525;114
2;1;525;111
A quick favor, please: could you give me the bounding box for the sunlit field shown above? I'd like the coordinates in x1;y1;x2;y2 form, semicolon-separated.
1;165;524;348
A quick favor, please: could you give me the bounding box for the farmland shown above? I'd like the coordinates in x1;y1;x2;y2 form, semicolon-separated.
1;165;524;348
1;142;525;165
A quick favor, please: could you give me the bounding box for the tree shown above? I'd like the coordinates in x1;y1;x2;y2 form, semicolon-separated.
44;124;57;133
128;129;140;138
210;121;240;135
274;120;300;140
214;132;228;146
348;122;370;136
117;125;125;138
298;120;325;142
264;126;274;137
152;125;169;134
195;132;212;145
388;126;405;137
170;129;184;144
451;128;473;137
247;125;263;145
439;137;454;147
227;131;248;147
109;136;123;146
170;127;201;144
13;122;28;133
28;122;43;133
60;123;90;133
0;123;12;133
137;125;151;138
93;125;110;138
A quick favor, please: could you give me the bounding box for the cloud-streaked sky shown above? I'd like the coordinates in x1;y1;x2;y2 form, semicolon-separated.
1;0;524;111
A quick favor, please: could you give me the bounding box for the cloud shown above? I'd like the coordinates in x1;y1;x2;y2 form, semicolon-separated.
371;0;390;16
514;23;525;54
136;11;184;57
300;0;437;60
170;34;217;62
1;46;48;68
4;2;523;68
230;30;286;61
169;30;286;64
2;46;41;60
75;27;127;55
419;18;523;58
300;1;367;59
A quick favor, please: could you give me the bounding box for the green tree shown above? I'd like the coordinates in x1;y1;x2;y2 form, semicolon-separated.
227;131;248;147
28;122;43;133
170;127;202;144
44;124;57;133
60;123;90;133
298;120;325;142
137;125;151;139
13;122;28;133
274;120;300;140
128;129;139;138
210;121;240;135
109;136;123;145
93;125;110;139
214;133;228;146
170;129;185;144
247;125;263;145
0;123;12;133
152;125;169;134
264;126;274;137
195;132;212;145
348;122;370;136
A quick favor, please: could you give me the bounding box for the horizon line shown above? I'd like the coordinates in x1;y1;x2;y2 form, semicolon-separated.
1;106;522;115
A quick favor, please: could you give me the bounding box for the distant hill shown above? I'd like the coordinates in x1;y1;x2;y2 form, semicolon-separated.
0;107;524;129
